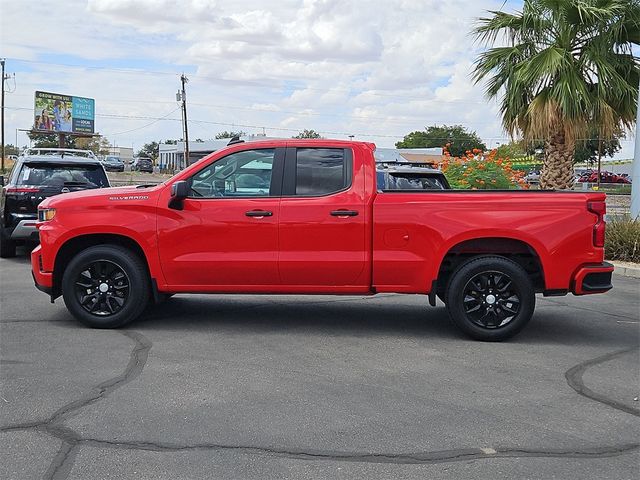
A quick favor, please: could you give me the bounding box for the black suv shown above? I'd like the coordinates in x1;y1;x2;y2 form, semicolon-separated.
102;155;125;172
133;157;153;173
0;149;110;257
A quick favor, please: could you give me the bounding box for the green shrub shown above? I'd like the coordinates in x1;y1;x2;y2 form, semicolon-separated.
440;148;528;190
605;216;640;263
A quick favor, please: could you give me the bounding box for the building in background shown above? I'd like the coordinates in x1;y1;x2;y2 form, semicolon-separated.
375;147;444;165
158;135;275;171
108;146;134;164
159;138;444;172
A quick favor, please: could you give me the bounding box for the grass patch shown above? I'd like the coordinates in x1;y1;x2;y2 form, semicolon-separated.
605;216;640;263
597;185;632;195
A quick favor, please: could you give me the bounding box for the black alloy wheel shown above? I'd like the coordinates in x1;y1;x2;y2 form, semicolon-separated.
62;245;149;328
462;271;521;329
73;259;130;316
445;256;535;341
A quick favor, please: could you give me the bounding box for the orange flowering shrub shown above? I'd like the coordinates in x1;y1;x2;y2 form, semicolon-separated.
440;147;528;190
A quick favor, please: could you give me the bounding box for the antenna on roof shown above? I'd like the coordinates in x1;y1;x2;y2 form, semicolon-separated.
227;136;244;146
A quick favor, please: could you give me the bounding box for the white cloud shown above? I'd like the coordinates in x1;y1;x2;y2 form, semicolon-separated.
6;0;630;157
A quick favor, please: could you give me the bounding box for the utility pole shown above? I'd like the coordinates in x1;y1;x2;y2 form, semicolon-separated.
631;78;640;219
1;58;7;172
179;74;190;168
596;136;602;190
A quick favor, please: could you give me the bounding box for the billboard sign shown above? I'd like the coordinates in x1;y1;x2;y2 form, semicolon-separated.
34;91;95;134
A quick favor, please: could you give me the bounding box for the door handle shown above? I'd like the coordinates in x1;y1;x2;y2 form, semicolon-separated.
330;210;359;217
245;210;273;217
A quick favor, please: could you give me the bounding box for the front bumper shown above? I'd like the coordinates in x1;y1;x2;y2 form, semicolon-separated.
572;262;614;295
31;244;53;293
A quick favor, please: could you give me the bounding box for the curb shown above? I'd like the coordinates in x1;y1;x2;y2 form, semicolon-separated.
610;261;640;279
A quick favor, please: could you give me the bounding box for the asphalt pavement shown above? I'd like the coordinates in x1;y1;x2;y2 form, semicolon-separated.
1;250;639;480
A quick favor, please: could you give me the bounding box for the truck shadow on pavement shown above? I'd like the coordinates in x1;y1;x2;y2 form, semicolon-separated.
131;295;637;349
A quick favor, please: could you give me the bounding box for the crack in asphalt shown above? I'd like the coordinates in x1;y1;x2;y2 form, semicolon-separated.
76;438;639;465
2;330;640;477
565;346;640;417
0;330;152;480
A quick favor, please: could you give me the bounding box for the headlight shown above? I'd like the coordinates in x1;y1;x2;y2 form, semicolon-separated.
38;208;56;222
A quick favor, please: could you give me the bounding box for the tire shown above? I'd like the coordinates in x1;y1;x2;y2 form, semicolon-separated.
445;256;535;341
62;245;150;328
0;231;17;258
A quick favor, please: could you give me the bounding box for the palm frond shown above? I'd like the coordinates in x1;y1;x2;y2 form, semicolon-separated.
472;0;639;143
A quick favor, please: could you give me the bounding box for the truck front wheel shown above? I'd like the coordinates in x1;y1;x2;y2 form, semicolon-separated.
445;256;535;341
61;245;149;328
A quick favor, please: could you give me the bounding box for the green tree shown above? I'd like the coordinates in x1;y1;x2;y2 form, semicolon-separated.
215;130;246;139
75;136;111;156
473;0;639;189
27;132;75;148
495;140;528;159
395;125;487;157
137;141;159;161
572;127;624;165
3;144;20;156
527;128;624;166
293;129;323;139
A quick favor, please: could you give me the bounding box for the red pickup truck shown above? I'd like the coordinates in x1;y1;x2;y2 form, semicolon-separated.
31;139;613;341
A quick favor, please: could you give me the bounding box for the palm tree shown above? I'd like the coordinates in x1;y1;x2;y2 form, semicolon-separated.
473;0;639;189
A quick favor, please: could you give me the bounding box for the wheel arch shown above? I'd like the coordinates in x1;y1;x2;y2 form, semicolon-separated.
52;233;154;298
435;236;547;297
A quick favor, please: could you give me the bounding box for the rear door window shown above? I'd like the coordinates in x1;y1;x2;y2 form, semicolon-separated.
294;148;351;196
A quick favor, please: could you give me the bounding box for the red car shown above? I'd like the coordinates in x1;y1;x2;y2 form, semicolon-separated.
578;170;631;184
31;139;613;341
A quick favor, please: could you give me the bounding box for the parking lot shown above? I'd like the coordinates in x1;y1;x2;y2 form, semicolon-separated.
1;250;638;480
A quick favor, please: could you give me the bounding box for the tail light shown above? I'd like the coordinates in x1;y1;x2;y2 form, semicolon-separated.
6;187;39;193
588;201;606;247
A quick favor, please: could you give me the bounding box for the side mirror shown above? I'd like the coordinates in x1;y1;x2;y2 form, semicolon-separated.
169;180;189;210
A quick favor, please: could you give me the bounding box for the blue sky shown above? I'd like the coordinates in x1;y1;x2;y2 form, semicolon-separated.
0;0;636;159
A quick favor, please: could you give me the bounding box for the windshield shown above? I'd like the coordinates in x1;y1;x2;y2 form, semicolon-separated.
18;162;109;188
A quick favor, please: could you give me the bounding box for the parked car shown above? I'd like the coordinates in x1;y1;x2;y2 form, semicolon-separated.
102;156;125;172
133;157;153;173
1;149;110;257
32;139;613;341
578;170;631;184
524;170;541;184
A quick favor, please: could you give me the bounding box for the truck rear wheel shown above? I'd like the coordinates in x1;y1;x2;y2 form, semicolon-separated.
445;256;535;341
62;245;149;328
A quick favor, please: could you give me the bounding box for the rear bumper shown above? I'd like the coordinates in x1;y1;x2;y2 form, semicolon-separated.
31;245;53;293
572;262;614;295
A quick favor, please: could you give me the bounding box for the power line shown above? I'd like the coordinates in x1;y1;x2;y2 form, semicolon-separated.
5;106;635;143
105;108;180;136
9;95;499;128
6;57;490;104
